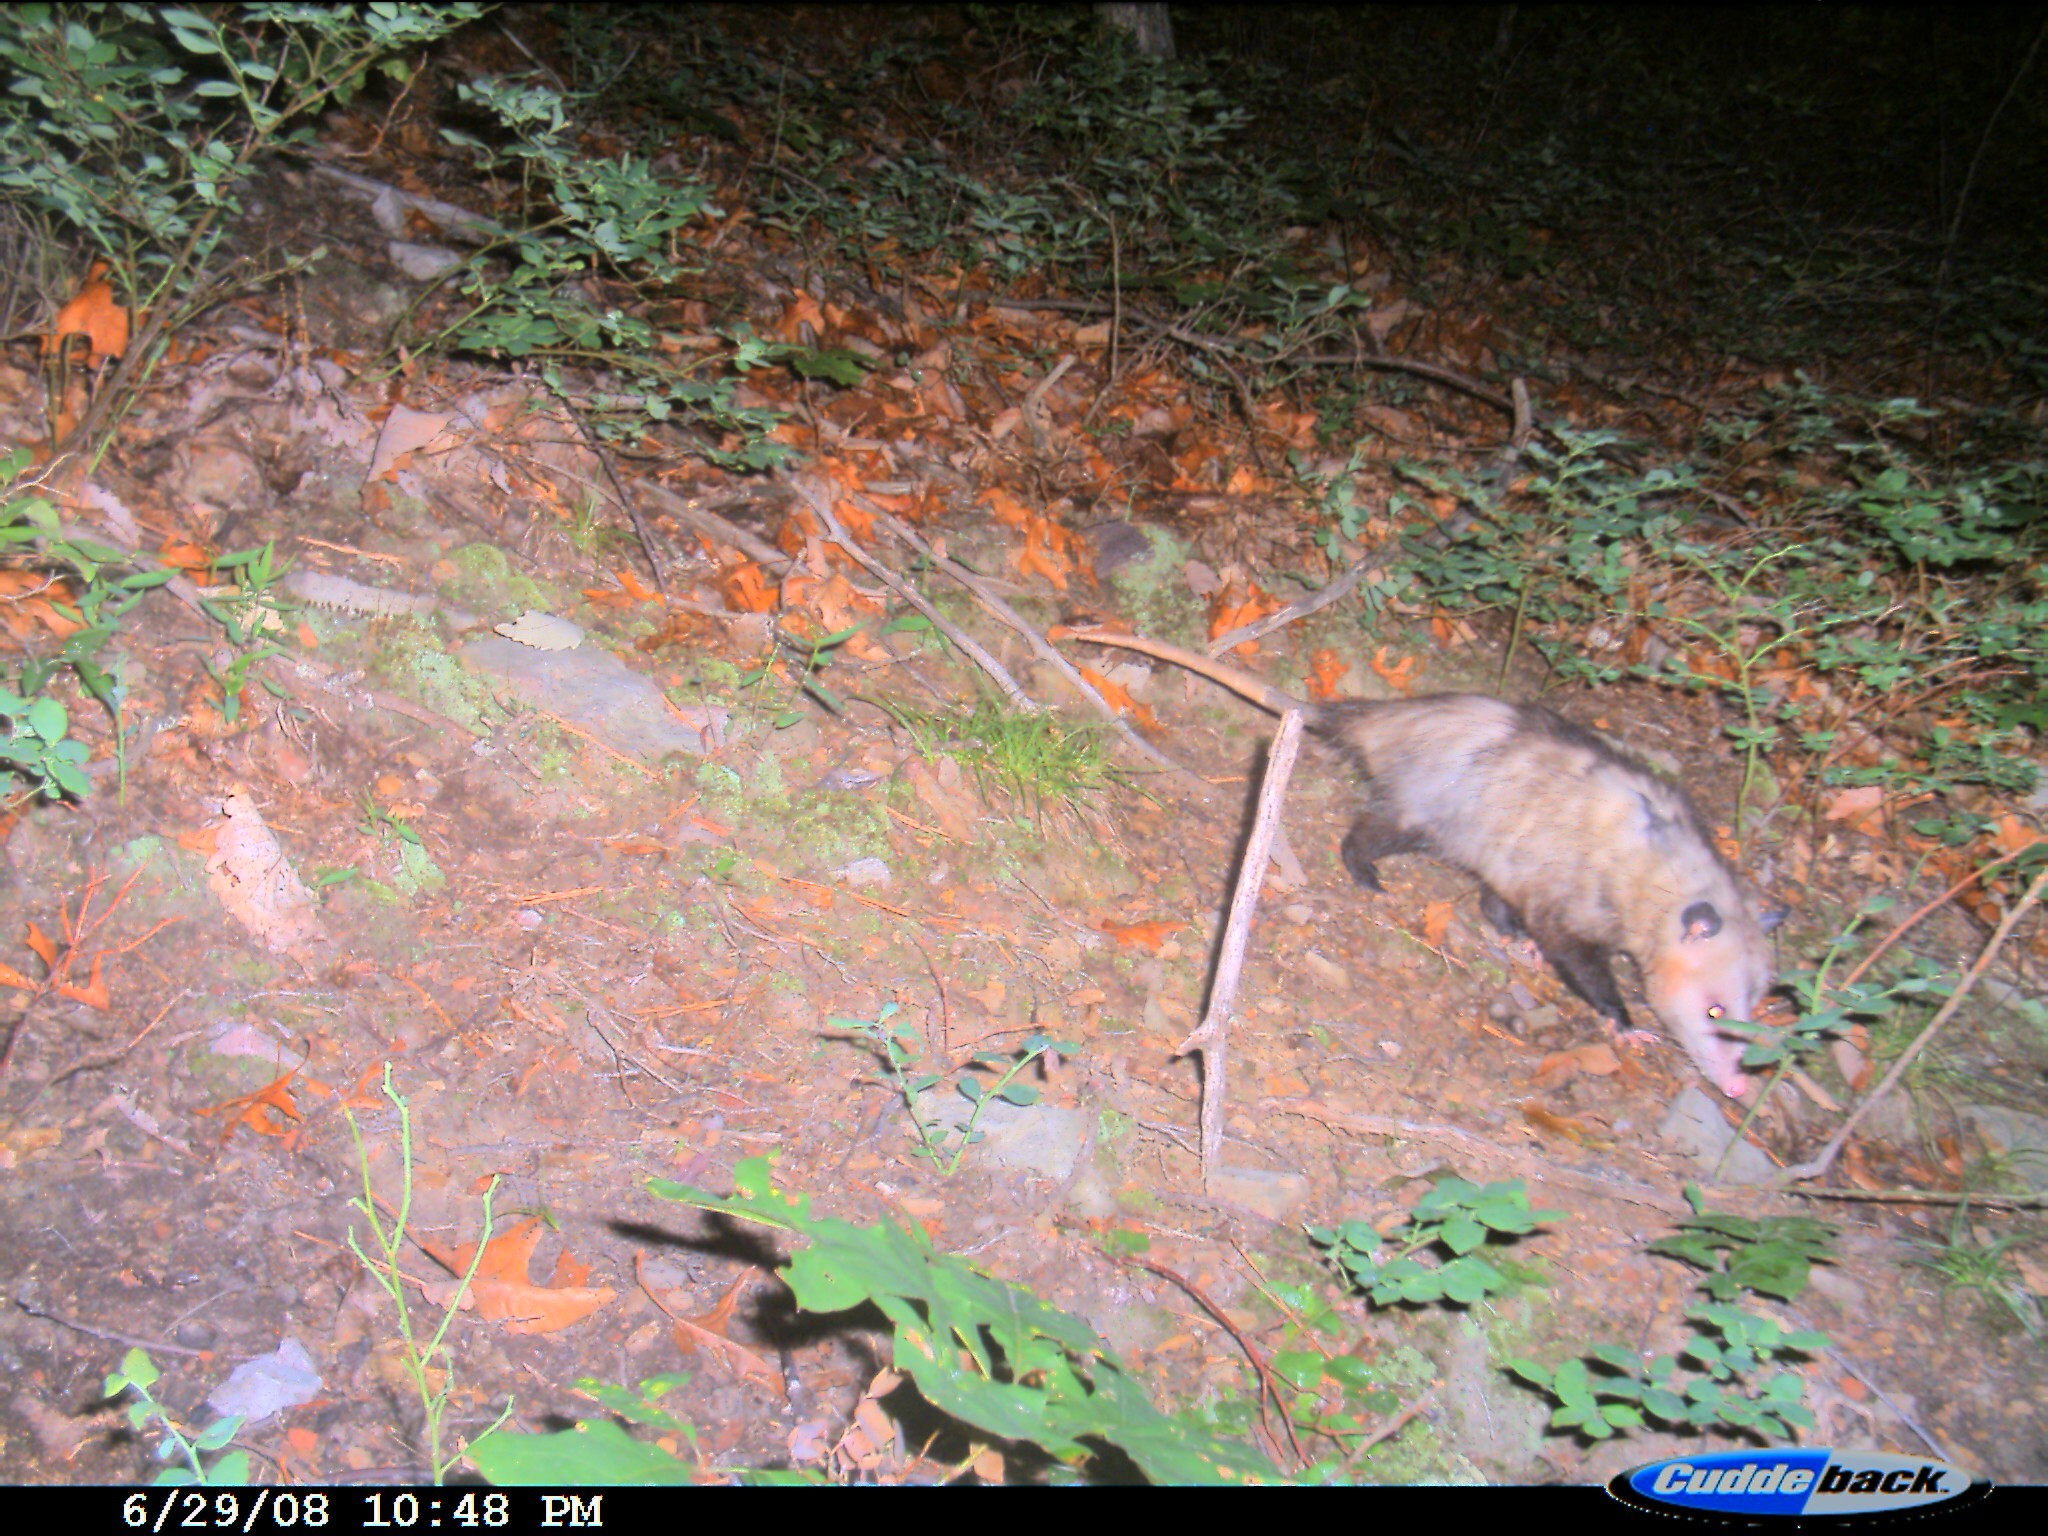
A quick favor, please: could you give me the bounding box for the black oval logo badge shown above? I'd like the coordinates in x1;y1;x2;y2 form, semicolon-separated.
1610;1450;1989;1520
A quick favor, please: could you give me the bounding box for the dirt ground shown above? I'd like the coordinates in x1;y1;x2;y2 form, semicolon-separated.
2;158;2044;1495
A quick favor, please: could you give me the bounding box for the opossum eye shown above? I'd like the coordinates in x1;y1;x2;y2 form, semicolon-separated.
1680;901;1722;941
1706;1004;1725;1021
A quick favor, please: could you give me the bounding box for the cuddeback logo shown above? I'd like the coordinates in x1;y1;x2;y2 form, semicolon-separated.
1610;1449;1989;1519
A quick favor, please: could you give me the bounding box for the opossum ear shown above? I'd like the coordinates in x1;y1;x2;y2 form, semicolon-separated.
1679;901;1723;941
1758;903;1788;934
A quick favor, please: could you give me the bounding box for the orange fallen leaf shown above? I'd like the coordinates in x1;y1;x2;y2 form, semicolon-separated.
1823;785;1886;836
719;561;778;613
639;1257;783;1393
156;538;214;575
24;922;57;970
53;951;110;1010
1420;900;1454;950
1990;814;2043;857
1077;666;1160;732
980;488;1035;529
415;1217;615;1335
1368;646;1420;693
198;1068;308;1145
1099;918;1183;952
0;570;84;641
1207;581;1278;656
773;290;825;342
44;261;129;366
1306;648;1350;702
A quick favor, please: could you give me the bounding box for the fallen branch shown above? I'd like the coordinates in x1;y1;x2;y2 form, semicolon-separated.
636;482;789;569
1181;709;1305;1180
1205;547;1381;657
987;296;1517;416
787;475;1037;714
852;496;1209;793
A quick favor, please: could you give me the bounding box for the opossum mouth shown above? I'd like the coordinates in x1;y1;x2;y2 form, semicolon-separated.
1693;1028;1753;1099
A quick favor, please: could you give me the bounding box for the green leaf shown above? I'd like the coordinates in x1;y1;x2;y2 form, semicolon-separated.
25;695;67;741
1589;1343;1641;1375
120;1348;159;1389
192;1416;242;1451
1440;1215;1486;1255
1270;1351;1324;1392
469;1420;694;1485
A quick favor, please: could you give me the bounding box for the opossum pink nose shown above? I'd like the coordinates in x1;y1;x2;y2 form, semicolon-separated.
1718;1069;1752;1099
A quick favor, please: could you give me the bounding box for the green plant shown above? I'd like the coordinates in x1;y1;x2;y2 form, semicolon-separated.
0;670;92;806
0;3;481;449
1197;1268;1416;1476
1511;1186;1829;1443
343;1065;514;1485
1911;1201;2041;1337
105;1348;247;1485
421;75;785;470
651;1156;1275;1483
0;447;169;804
358;790;424;847
1738;893;1959;1103
1310;1178;1561;1308
469;1376;726;1486
185;539;292;723
836;1002;1076;1176
877;696;1127;823
736;623;865;729
471;1158;1275;1483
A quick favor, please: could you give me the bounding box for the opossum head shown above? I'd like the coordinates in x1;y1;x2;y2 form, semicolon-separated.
1643;896;1771;1098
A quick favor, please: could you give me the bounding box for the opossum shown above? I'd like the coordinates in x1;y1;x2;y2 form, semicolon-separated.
1072;629;1770;1097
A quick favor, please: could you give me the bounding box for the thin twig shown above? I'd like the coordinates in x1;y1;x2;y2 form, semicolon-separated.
17;1298;211;1358
1205;549;1379;657
856;499;1209;792
636;481;788;569
988;296;1516;414
1785;863;2048;1183
1181;710;1305;1179
787;475;1036;712
1840;846;2027;991
1019;354;1076;452
559;398;671;602
1126;1257;1304;1471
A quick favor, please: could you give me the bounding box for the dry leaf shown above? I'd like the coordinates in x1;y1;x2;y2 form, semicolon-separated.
1420;900;1454;949
414;1217;615;1335
1077;666;1161;732
1368;646;1420;692
1099;918;1182;952
1823;785;1886;834
719;561;779;613
366;406;453;483
45;261;129;365
1306;648;1350;701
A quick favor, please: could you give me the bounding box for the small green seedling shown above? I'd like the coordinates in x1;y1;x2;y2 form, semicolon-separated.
835;1002;1077;1175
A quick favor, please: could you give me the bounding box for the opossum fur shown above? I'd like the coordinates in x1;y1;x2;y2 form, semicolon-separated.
1075;630;1770;1097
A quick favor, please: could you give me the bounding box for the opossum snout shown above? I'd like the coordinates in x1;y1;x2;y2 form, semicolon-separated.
1696;1021;1754;1099
1652;922;1767;1099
